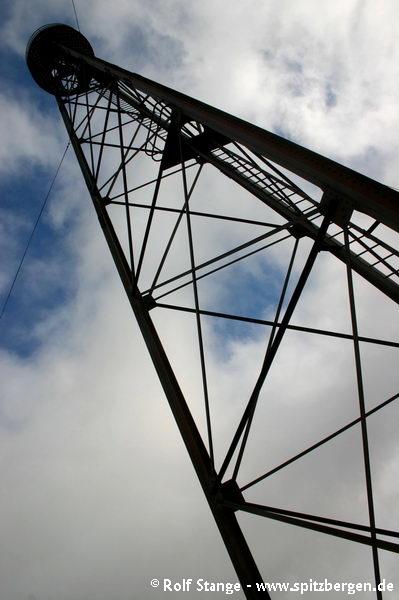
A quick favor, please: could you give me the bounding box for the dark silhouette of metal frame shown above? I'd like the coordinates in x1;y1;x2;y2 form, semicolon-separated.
26;24;399;599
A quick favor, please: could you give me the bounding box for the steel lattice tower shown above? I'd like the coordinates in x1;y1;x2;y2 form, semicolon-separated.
26;24;399;599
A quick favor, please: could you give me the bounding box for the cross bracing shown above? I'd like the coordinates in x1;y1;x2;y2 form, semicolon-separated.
26;24;399;599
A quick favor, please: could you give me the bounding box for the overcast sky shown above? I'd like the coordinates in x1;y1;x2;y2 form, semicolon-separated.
1;1;398;599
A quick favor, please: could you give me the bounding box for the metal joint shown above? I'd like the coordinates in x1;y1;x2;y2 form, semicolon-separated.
320;189;354;227
289;222;309;239
141;294;157;311
212;480;245;511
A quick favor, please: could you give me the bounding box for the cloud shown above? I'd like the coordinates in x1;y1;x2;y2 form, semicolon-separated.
1;1;398;598
0;90;63;177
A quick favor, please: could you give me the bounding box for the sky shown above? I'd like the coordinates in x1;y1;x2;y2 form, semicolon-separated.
0;1;399;599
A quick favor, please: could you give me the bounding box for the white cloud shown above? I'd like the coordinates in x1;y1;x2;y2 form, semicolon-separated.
0;91;63;176
1;1;398;598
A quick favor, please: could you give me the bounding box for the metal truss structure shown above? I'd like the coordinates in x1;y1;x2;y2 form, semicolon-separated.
27;24;399;599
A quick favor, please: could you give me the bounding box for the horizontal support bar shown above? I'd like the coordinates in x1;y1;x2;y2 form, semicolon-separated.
224;501;399;554
155;303;399;348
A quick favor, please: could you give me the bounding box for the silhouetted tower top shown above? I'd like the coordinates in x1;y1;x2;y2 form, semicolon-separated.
26;24;94;95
